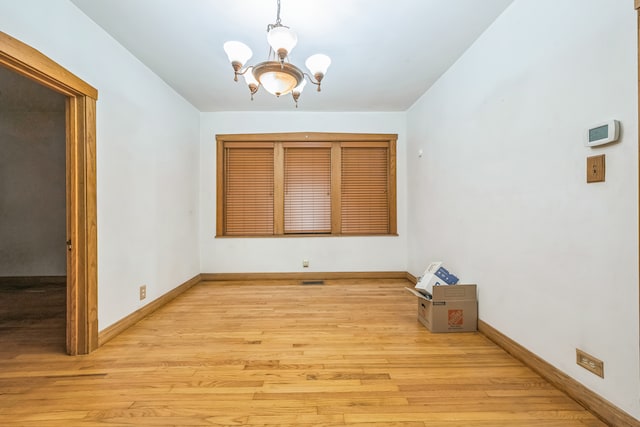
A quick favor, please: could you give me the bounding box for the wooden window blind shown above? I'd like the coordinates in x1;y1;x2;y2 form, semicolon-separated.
284;146;331;234
223;143;274;236
216;133;397;237
341;145;390;234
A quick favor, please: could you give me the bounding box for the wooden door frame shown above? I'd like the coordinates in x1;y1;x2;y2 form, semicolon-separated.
0;32;98;355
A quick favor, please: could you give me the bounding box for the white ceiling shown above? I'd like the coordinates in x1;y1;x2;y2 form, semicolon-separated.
70;0;514;112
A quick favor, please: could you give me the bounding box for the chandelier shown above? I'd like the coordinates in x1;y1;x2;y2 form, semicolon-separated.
223;0;331;107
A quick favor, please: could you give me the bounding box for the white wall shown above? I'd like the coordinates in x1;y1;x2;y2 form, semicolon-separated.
0;0;201;329
200;112;407;274
407;0;639;419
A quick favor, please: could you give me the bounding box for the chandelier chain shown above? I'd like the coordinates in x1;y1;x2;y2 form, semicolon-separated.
267;0;285;31
275;0;282;26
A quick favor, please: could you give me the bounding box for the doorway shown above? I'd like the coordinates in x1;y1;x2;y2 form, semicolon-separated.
0;66;67;352
0;31;98;355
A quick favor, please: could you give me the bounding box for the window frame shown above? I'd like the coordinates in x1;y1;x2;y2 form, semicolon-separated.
216;132;397;237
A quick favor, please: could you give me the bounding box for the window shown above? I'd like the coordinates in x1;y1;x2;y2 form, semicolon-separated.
216;132;397;237
341;143;390;234
223;142;274;236
284;145;331;234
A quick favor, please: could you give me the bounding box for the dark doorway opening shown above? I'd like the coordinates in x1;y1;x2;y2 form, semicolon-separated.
0;65;67;354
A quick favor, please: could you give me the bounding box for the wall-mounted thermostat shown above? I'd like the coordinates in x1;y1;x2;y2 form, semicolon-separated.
585;120;620;147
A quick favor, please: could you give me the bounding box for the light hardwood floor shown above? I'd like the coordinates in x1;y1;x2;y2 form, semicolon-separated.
0;279;606;426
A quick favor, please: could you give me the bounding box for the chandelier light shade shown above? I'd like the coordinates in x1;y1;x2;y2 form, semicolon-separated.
253;61;303;97
223;41;253;74
241;68;259;96
223;0;330;107
292;78;307;103
305;54;331;83
266;26;298;60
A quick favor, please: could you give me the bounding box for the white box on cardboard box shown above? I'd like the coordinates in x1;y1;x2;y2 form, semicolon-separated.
415;261;459;295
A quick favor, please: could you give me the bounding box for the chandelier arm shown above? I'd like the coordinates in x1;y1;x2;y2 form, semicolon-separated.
232;65;254;82
303;72;324;92
303;72;320;85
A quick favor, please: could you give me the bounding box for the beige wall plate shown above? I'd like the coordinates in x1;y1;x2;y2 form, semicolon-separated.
586;154;605;183
576;349;604;378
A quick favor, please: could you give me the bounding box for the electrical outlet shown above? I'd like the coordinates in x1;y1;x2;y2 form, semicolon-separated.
139;285;147;301
576;349;604;378
302;259;309;268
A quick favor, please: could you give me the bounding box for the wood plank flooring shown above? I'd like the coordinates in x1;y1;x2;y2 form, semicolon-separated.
0;279;66;355
0;279;606;426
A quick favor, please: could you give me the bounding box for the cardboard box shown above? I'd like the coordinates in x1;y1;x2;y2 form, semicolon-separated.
415;262;459;295
406;284;477;333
